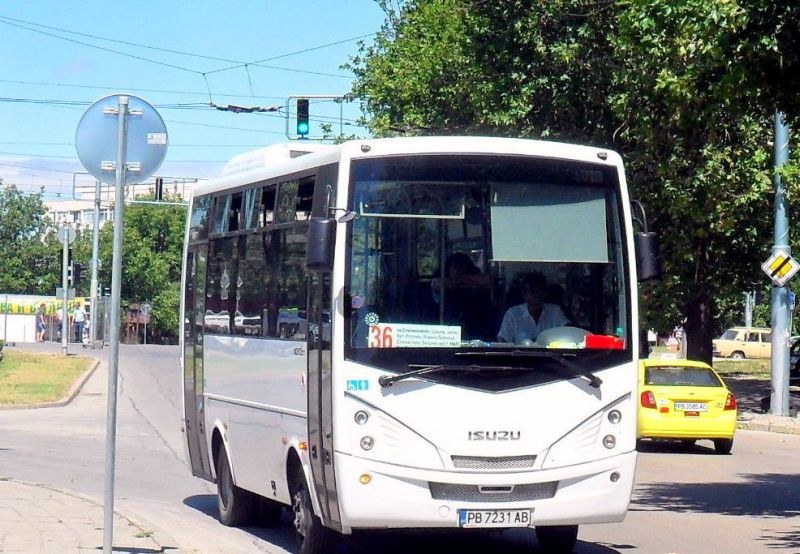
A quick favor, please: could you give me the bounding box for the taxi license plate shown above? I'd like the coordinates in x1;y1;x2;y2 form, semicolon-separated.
674;402;707;412
458;509;532;528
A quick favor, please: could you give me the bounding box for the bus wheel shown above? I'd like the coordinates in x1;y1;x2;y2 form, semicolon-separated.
535;525;579;553
216;447;253;526
292;476;334;554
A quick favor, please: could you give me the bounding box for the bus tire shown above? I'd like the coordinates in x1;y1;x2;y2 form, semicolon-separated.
292;475;335;554
535;524;579;553
216;447;253;526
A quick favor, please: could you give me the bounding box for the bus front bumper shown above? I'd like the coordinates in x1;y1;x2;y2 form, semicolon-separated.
334;450;636;531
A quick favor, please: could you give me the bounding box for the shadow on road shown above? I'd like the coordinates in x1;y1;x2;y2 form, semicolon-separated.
183;495;626;553
758;526;800;551
183;494;298;552
631;472;800;518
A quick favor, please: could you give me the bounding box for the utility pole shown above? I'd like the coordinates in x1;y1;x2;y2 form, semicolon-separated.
770;109;791;416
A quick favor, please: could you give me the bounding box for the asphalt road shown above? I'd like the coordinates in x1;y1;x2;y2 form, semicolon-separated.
1;344;799;553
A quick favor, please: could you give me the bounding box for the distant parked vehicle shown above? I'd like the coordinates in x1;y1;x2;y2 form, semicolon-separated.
712;327;771;359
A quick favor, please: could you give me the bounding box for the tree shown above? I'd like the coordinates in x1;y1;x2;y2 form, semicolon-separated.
0;184;61;294
611;0;800;361
349;0;800;362
98;194;186;343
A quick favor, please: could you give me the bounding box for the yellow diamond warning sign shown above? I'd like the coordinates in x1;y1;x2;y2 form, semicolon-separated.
762;249;800;286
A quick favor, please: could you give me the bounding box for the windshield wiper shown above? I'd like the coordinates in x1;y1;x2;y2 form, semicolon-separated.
378;363;523;388
455;350;602;389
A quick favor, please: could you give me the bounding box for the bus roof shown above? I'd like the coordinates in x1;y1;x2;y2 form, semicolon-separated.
193;136;623;198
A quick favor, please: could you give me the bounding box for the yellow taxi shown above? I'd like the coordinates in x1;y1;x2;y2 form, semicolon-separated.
638;358;737;454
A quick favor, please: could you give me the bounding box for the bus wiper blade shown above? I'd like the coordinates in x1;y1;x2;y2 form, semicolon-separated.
456;350;602;389
379;363;508;388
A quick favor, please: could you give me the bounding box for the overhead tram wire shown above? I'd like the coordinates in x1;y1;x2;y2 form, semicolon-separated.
0;96;363;128
0;15;365;80
0;14;373;69
0;79;286;102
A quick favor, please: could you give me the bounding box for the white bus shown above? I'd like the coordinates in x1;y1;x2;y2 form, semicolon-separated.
181;137;659;553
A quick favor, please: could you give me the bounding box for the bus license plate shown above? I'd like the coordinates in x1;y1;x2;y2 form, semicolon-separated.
458;509;532;528
674;402;707;412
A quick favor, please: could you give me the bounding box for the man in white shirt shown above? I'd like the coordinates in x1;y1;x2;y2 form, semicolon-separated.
498;272;568;344
72;303;87;343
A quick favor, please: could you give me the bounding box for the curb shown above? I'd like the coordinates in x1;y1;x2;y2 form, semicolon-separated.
737;412;800;435
0;357;100;411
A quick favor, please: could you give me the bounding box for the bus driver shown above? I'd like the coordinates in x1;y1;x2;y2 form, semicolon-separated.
498;271;568;344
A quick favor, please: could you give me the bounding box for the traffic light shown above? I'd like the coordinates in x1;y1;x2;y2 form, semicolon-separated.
296;98;310;137
73;263;83;290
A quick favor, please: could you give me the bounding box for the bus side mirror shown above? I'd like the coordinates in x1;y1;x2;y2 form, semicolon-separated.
307;217;336;272
635;231;661;281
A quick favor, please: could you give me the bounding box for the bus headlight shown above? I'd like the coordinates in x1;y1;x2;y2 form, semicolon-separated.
360;436;375;450
603;434;616;449
608;410;622;424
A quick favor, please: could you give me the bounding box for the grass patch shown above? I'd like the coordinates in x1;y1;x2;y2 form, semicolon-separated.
0;350;92;405
713;358;771;378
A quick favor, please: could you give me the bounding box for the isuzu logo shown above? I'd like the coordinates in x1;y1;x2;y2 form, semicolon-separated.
468;430;521;441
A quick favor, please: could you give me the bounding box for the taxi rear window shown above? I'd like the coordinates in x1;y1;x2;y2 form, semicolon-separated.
644;366;722;387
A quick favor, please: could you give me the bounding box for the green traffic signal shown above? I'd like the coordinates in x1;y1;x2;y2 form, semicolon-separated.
296;98;310;136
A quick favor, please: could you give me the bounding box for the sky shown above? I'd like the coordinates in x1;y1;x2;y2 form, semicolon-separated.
0;1;387;199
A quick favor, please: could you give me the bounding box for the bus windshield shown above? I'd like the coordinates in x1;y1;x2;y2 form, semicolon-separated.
345;154;630;368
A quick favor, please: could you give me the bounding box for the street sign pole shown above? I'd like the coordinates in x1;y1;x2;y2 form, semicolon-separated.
61;233;69;356
57;225;76;356
75;93;167;554
770;108;791;416
103;95;128;554
90;178;101;348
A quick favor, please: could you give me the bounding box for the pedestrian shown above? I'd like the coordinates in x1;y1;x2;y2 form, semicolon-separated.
72;302;87;343
35;303;47;342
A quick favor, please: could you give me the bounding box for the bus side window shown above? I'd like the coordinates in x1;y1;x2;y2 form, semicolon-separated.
189;194;211;241
274;228;308;340
260;186;276;227
236;233;268;336
211;195;230;235
205;238;238;334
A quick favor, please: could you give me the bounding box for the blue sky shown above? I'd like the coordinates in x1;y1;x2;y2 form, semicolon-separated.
0;1;386;198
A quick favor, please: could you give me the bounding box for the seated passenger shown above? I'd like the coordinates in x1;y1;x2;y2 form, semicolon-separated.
498;272;568;344
432;253;495;340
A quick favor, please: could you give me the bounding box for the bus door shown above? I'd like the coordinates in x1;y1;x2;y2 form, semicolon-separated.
307;272;341;529
183;246;213;480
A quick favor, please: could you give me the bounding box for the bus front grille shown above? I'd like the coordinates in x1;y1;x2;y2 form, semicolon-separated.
451;455;537;470
428;481;558;503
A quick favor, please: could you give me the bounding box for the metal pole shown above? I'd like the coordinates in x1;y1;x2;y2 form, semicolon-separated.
745;292;753;328
770;108;791;416
62;232;70;356
103;95;129;554
3;293;7;345
90;179;101;347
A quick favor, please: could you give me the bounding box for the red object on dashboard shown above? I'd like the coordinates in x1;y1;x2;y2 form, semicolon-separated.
585;334;625;350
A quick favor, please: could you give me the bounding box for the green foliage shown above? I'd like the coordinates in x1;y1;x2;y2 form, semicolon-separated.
350;0;800;361
0;184;61;294
97;195;187;343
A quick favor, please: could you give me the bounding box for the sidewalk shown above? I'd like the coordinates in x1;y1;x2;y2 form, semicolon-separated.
1;342;185;553
0;479;179;553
